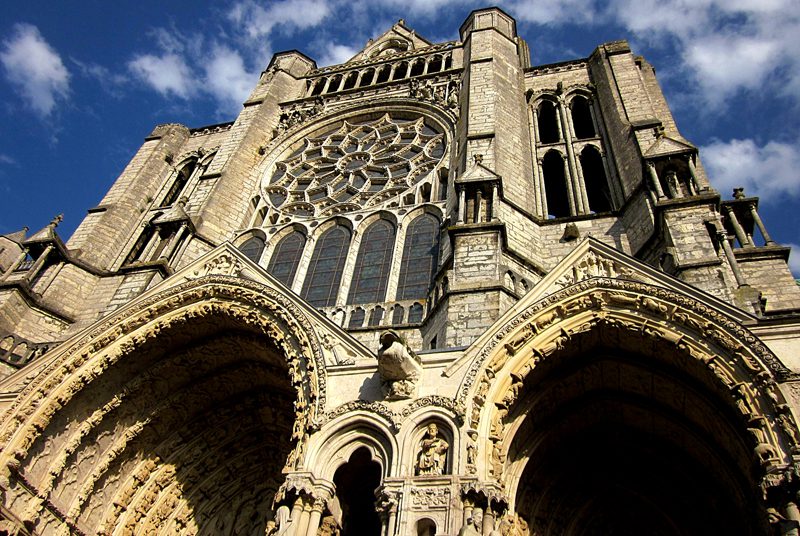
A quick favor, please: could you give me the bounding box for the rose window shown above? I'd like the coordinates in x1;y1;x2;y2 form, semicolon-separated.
265;114;446;217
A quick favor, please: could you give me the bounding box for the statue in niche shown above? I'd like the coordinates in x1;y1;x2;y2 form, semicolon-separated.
377;330;422;400
416;423;449;476
266;504;292;536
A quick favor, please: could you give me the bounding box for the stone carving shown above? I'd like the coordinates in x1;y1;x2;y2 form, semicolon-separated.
188;253;243;279
495;513;531;536
274;98;325;138
416;423;449;476
410;486;450;507
459;515;482;535
377;330;422;400
466;430;478;474
317;514;339;535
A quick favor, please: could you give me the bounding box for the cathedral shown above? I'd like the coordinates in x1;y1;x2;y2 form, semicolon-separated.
1;6;800;535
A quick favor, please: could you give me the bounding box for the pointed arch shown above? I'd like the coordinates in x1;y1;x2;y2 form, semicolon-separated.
455;279;796;534
267;229;307;287
396;213;440;301
0;275;327;534
301;224;351;307
347;219;396;305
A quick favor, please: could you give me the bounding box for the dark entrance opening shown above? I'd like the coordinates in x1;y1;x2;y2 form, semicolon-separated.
333;447;382;536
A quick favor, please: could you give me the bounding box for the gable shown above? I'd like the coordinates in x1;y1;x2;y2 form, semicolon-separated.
347;20;433;63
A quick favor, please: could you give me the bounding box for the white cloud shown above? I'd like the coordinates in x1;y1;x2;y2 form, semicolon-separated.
204;46;259;112
0;23;70;117
128;53;194;99
701;138;800;200
506;0;596;25
317;44;359;67
788;244;800;278
0;154;17;166
229;0;333;40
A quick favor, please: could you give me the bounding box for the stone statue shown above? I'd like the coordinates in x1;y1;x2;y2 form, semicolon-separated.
317;514;340;536
458;516;482;536
377;330;422;400
416;423;449;475
267;504;291;536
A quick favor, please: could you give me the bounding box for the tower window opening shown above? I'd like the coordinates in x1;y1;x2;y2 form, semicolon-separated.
543;151;570;218
580;146;612;213
571;96;596;139
537;101;560;144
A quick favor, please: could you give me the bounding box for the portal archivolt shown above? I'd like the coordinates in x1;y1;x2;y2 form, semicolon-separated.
0;276;325;535
465;281;799;535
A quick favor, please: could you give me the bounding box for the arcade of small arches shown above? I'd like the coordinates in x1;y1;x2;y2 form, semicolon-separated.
306;50;455;97
528;91;622;219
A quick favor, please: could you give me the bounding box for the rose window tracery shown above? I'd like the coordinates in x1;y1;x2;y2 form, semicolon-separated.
265;114;446;217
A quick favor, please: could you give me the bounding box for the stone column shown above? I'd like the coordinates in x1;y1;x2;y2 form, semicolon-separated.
25;244;53;285
305;497;326;536
1;249;28;280
490;183;499;221
557;99;586;213
718;231;747;287
293;497;312;536
646;162;666;200
724;206;751;248
458;187;466;224
784;501;800;536
537;157;548;217
563;156;577;216
161;222;189;261
463;497;475;527
288;496;305;536
686;157;710;191
529;108;545;217
750;203;776;245
482;507;495;536
475;189;483;223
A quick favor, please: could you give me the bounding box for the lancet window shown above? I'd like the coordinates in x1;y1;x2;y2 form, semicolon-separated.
266;231;306;287
396;213;440;300
531;92;619;218
348;219;396;304
301;225;351;307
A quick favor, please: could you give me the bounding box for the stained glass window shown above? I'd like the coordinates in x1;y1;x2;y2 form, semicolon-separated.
266;231;306;286
347;220;395;304
239;236;265;264
396;214;439;300
301;226;351;307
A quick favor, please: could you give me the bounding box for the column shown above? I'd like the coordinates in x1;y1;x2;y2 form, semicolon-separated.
563;157;577;216
463;497;475;528
25;244;53;285
305;497;326;536
490;183;499;221
293;497;312;536
288;496;305;536
557;99;585;213
1;249;29;281
162;223;189;261
475;189;483;223
686;157;710;191
537;158;548;218
784;501;800;536
458;187;466;224
646;162;666;200
482;507;495;536
529;107;545;217
724;206;751;248
718;231;747;287
750;203;776;245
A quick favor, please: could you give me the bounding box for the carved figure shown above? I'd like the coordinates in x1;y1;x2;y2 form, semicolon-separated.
377;330;422;400
458;516;482;536
416;423;449;475
270;504;291;535
317;514;339;536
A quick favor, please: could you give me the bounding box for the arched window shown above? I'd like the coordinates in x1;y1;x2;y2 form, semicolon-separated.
427;55;442;73
239;236;265;264
410;60;424;77
310;78;325;96
397;214;439;300
571;96;596;139
393;62;408;80
326;75;342;94
580;146;612;213
161;160;196;207
543;151;570;218
376;65;391;84
342;71;357;91
266;231;306;286
537;101;560;144
301;225;350;307
348;220;395;304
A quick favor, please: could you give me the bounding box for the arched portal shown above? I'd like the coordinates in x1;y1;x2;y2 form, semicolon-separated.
507;340;762;535
462;279;798;536
0;275;325;535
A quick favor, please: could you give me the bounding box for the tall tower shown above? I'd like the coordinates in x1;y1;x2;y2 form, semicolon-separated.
0;7;799;536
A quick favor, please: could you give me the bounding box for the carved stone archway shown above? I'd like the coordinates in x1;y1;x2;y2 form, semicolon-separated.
459;279;800;535
0;275;326;535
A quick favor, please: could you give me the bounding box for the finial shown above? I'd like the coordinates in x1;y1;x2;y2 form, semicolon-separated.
733;187;746;199
473;154;483;165
49;214;63;228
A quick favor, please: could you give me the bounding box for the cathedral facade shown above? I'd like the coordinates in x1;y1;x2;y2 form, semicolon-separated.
0;7;800;535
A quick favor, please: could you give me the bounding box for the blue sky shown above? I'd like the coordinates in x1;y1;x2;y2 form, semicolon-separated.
1;0;798;274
